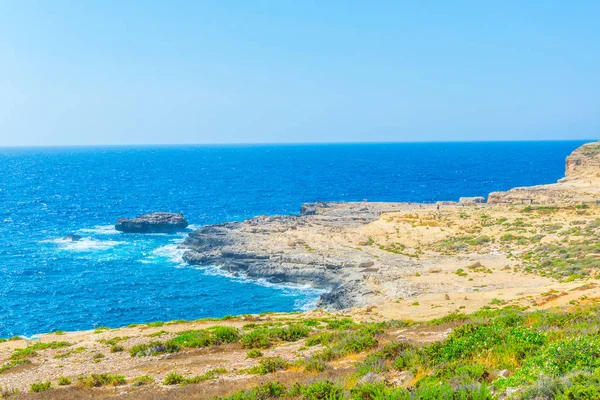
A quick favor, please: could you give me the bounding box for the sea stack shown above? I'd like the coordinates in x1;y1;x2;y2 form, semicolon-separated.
115;212;188;233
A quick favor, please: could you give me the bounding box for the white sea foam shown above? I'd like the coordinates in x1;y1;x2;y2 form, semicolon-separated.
194;264;328;309
152;244;185;265
52;237;126;251
78;225;120;235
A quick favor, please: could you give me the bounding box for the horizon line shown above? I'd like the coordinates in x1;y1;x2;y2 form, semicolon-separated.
0;138;596;149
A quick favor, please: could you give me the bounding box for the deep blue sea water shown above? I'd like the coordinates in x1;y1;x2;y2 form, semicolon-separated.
0;141;587;337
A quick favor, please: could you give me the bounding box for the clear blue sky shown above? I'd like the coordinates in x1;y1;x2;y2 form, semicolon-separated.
0;1;598;146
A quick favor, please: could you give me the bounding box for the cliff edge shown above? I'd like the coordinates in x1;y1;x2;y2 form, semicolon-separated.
488;140;600;204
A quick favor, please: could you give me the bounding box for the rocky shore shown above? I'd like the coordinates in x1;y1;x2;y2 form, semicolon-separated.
181;140;600;311
181;202;421;309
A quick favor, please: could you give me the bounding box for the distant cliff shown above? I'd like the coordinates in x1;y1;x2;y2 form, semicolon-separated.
488;140;600;204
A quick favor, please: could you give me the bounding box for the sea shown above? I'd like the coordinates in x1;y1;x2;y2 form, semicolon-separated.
0;141;587;337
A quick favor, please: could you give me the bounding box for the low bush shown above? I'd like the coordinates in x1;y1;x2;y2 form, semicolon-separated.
132;375;154;386
163;369;226;385
246;349;263;358
57;376;71;386
110;344;124;353
130;340;179;357
168;326;239;348
77;374;126;387
11;341;71;360
248;357;289;375
29;381;51;393
240;324;310;349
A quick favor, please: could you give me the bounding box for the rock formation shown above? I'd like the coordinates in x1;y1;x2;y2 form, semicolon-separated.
115;212;188;233
459;196;485;204
488;141;600;204
181;140;599;310
181;202;420;310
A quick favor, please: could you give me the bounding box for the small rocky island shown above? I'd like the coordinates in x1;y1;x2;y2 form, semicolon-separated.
115;212;188;233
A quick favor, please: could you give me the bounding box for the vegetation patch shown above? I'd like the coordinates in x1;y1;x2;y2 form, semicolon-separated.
240;324;310;349
163;368;226;385
11;341;71;360
168;326;240;348
130;340;180;357
77;374;126;388
29;381;51;393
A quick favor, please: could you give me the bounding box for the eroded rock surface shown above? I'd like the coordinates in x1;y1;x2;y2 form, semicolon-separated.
181;140;600;311
489;141;600;204
116;212;188;233
181;202;421;310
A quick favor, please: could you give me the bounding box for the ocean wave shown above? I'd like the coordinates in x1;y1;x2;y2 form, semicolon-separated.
78;225;120;235
151;244;185;265
51;237;126;252
193;264;328;303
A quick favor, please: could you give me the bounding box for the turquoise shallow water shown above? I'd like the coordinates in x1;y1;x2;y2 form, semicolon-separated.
0;141;587;336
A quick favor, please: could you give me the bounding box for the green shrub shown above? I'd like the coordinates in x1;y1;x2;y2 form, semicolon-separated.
0;359;31;374
133;375;154;386
248;357;289;375
351;382;409;399
306;332;334;347
246;349;263;358
209;326;240;343
305;357;327;372
163;372;185;385
57;376;71;386
110;344;124;353
325;318;356;330
29;381;51;393
167;326;239;349
293;380;345;399
218;381;287;399
130;340;179;357
11;341;71;360
240;324;310;349
163;369;226;385
77;374;126;387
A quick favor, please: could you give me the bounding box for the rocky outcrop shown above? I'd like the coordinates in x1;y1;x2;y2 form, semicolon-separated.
488;141;600;204
563;141;600;180
459;196;485;204
180;202;420;310
116;212;188;233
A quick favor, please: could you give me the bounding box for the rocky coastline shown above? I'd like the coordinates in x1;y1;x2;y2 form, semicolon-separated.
181;140;600;310
180;202;404;310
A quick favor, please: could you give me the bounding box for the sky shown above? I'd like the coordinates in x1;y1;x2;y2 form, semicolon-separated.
0;1;598;146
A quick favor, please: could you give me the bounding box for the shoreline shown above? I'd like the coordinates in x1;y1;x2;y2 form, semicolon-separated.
5;140;600;338
5;140;600;396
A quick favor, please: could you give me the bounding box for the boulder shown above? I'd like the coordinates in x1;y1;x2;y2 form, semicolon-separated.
115;212;188;233
459;196;486;204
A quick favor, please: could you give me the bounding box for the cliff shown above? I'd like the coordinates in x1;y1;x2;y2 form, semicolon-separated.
488;140;600;204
